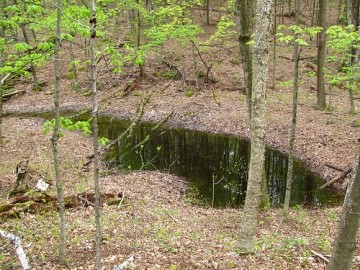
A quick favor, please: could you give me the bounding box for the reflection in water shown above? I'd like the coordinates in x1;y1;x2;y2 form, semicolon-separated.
97;116;343;208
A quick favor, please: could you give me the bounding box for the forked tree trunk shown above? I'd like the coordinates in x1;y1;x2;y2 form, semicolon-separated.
52;0;66;263
317;0;327;109
89;0;102;268
237;0;272;254
327;153;360;270
284;0;300;213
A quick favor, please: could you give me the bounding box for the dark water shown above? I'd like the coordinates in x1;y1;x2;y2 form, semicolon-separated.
96;115;343;208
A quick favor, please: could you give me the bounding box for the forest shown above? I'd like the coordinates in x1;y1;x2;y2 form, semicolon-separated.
0;0;359;269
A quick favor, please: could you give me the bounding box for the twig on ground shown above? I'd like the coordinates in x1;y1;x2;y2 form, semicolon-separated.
311;249;330;263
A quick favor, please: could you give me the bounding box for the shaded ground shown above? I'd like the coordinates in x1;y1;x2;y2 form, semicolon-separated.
1;117;359;269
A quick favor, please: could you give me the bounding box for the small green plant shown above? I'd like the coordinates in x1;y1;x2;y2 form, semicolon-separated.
354;120;360;127
317;237;331;252
283;237;308;249
306;71;316;78
99;137;110;146
154;222;180;253
43;117;91;137
185;89;193;97
277;80;293;88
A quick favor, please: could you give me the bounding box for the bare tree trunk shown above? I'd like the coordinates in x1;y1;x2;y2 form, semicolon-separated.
237;0;272;254
13;0;40;91
347;0;359;114
52;0;66;263
288;0;292;13
136;0;145;79
205;0;210;25
89;0;102;268
272;0;277;90
327;153;360;270
236;0;253;117
284;0;300;213
0;1;5;145
317;0;327;109
69;41;80;90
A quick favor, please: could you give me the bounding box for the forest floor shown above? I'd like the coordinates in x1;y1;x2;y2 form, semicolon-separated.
1;11;360;269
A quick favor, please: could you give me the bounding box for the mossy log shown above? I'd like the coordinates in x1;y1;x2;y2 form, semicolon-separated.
0;192;123;223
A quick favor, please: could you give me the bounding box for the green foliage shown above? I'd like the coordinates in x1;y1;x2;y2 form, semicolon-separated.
99;137;110;146
43;117;91;137
325;25;360;92
276;24;321;45
209;16;236;43
277;80;293;88
305;71;316;78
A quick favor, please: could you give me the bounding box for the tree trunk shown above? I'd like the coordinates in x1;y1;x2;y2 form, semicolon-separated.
89;0;102;268
284;0;300;213
317;0;327;109
237;0;272;254
205;0;210;25
13;0;40;91
347;0;359;114
137;0;145;79
0;1;4;145
52;0;66;263
272;0;277;90
327;153;360;270
236;0;253;117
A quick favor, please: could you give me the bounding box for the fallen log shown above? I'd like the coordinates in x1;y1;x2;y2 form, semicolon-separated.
320;168;352;189
0;192;123;223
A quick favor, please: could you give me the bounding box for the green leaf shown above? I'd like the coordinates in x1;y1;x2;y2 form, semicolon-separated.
14;43;33;52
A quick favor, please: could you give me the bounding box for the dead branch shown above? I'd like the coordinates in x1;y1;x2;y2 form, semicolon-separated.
0;229;30;270
2;90;27;101
82;92;151;169
311;249;329;263
191;41;215;83
0;73;11;86
320;168;352;189
161;59;184;81
325;163;345;172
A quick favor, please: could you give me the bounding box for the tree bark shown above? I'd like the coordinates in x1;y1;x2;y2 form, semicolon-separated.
205;0;210;25
0;230;30;270
236;0;253;117
0;0;6;145
327;153;360;270
317;0;327;109
347;0;359;114
89;0;102;268
284;0;300;213
52;0;66;263
237;0;272;254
